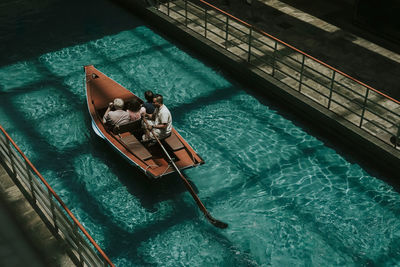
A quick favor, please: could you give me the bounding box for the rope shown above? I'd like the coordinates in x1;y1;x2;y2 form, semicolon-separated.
144;163;171;178
160;163;171;177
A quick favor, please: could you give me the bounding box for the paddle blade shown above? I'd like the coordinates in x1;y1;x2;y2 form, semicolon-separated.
206;213;228;229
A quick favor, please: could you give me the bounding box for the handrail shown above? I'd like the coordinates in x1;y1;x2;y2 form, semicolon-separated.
0;124;115;267
196;0;400;105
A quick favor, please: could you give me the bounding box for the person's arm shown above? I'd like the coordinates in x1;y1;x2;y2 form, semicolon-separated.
149;109;168;129
144;112;154;120
103;102;113;123
149;123;167;130
140;107;146;117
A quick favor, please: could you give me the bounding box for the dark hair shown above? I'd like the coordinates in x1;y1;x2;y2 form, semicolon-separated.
144;90;154;102
154;94;163;105
127;98;142;112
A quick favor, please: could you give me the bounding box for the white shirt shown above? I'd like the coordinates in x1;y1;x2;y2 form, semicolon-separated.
155;104;172;137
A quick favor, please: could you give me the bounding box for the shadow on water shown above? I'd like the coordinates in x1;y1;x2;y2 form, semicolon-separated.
0;0;143;67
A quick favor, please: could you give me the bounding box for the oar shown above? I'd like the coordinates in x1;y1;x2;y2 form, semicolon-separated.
143;118;228;229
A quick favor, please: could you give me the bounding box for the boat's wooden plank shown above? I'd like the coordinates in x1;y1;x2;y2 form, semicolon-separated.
174;149;195;167
164;132;184;151
121;135;152;161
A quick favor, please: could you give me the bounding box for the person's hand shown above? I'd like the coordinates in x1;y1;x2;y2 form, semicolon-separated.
108;102;113;108
148;125;153;131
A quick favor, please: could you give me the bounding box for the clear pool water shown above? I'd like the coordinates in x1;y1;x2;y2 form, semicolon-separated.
1;0;400;266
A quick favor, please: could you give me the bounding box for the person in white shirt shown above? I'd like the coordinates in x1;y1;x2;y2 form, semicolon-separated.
102;98;130;128
143;94;172;141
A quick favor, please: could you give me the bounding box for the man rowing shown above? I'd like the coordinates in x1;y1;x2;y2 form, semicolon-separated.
142;94;172;142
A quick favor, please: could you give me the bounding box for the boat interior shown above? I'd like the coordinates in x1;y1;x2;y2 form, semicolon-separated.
96;100;201;178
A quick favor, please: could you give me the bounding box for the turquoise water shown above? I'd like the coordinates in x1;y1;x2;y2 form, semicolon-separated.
1;1;400;266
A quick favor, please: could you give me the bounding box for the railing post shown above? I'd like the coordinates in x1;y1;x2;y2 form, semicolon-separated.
359;88;370;128
204;9;207;38
167;0;170;16
272;41;278;76
74;222;84;266
247;27;252;62
185;0;188;26
225;16;229;49
327;71;336;109
298;54;306;92
6;138;17;178
48;189;58;233
26;161;36;203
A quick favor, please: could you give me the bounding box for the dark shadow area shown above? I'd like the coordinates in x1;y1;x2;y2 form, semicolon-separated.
279;0;400;50
0;186;48;267
170;84;241;123
0;0;143;67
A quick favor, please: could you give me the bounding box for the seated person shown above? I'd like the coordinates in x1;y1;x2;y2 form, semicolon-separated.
126;98;146;122
142;94;172;142
143;90;155;115
102;98;130;128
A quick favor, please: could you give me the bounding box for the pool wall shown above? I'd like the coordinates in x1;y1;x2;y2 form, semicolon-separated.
111;0;400;176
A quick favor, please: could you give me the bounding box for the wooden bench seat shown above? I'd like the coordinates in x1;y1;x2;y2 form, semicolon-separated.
163;132;184;151
121;135;152;161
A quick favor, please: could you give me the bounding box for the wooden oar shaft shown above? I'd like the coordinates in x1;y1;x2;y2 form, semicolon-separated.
143;118;227;228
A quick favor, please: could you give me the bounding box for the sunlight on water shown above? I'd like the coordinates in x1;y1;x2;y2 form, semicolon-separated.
1;24;400;266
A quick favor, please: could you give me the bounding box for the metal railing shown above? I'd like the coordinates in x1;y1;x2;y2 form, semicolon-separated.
0;125;114;267
155;0;400;148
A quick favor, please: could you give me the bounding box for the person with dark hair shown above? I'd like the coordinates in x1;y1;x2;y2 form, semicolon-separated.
102;98;130;127
143;90;155;114
126;98;145;122
143;94;172;141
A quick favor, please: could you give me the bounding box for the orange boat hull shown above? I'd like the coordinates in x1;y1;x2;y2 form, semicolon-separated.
85;65;204;179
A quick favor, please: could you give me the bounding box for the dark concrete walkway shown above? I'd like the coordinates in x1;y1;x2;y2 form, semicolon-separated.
212;0;400;100
0;163;75;267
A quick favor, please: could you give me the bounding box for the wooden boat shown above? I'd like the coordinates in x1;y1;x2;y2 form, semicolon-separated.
85;65;204;179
